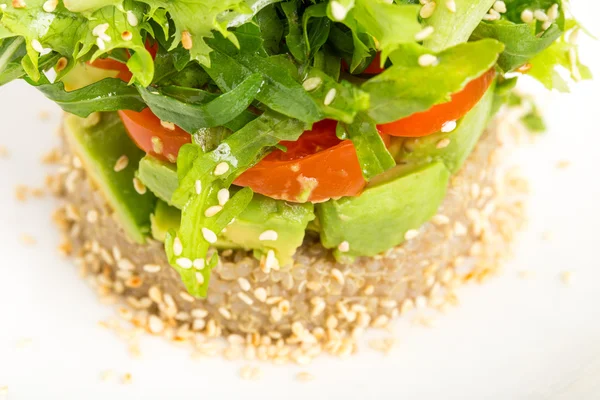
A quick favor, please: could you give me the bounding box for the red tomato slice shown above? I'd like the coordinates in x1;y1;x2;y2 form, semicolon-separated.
88;41;158;82
234;120;389;203
118;109;191;163
378;69;496;137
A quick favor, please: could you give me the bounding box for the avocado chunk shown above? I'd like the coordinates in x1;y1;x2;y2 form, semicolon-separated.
137;155;180;206
151;200;181;242
62;62;119;91
316;162;450;260
64;113;156;243
139;157;315;266
395;82;495;173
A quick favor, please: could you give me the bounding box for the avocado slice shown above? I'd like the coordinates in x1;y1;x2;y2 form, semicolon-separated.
396;81;496;173
140;154;315;266
316;161;450;260
63;113;157;243
137;156;180;206
61;62;119;91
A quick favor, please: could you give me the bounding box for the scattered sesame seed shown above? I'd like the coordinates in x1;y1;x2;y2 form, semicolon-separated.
86;209;99;223
238;292;254;305
181;31;193;50
0;145;9;158
160;120;175;130
254;287;267;302
454;221;468;236
414;26;435;41
296;371;315;382
167;154;177;163
521;9;534;23
194;179;202;195
418;54;438;67
19;233;36;245
113;155;129;172
259;230;278;241
493;1;506;13
43;0;57;12
404;229;419;240
133;177;146;195
202;227;218;244
121;373;133;385
148;315;165;333
0;385;7;395
441;120;457;133
445;0;456;13
436;138;451;149
193;258;205;270
420;1;436;19
323;88;337;106
173;237;183;256
265;249;279;271
204;205;223;217
219;307;232;319
533;9;549;22
541;21;552;31
217;188;230;205
238;277;251;291
125;10;139;26
330;1;349;21
214;162;229;176
196;272;205;284
482;10;500;21
331;268;345;285
143;264;161;273
151;136;163;154
302;77;322;91
121;31;133;41
31;39;44;53
176;257;193;269
337;240;350;252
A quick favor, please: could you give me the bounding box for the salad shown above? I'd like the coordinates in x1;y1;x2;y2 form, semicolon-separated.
0;0;589;298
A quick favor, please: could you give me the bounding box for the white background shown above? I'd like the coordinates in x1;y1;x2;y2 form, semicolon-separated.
0;3;599;399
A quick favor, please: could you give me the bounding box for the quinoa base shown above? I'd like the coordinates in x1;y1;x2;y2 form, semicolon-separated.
48;112;528;362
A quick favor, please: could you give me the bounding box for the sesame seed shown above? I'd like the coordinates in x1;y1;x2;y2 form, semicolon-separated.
173;237;183;256
265;249;279;271
217;188;229;205
238;292;254;305
454;221;468;236
296;372;315;382
19;233;36;245
31;39;44;53
148;315;165;333
414;26;435;41
113;155;129;172
521;9;534;23
441;120;457;132
337;240;350;252
445;0;456;13
420;1;436;18
176;257;193;269
133;177;146;195
122;373;133;384
85;209;99;224
219;307;232;319
324;88;337;106
547;4;559;20
541;21;552;31
302;77;322;91
126;10;139;26
181;30;193;50
204;205;223;217
92;23;110;37
196;272;205;284
568;28;580;45
493;1;506;13
483;10;500;21
238;277;251;291
151;136;163;154
259;230;278;241
331;268;345;285
202;227;218;244
560;271;573;286
418;54;438;67
193;258;205;270
143;264;161;273
194;180;202;195
42;0;57;12
160;120;175;130
121;31;133;41
254;287;267;302
404;229;419;240
534;9;548;22
330;1;349;21
214;162;229;176
436;138;451;149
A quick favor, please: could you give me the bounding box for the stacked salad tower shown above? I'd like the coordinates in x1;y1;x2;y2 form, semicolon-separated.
0;0;589;350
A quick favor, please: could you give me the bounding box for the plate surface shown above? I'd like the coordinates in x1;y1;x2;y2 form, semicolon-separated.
1;4;599;399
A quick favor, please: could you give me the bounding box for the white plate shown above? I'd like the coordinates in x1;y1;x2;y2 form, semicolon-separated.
1;5;599;399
